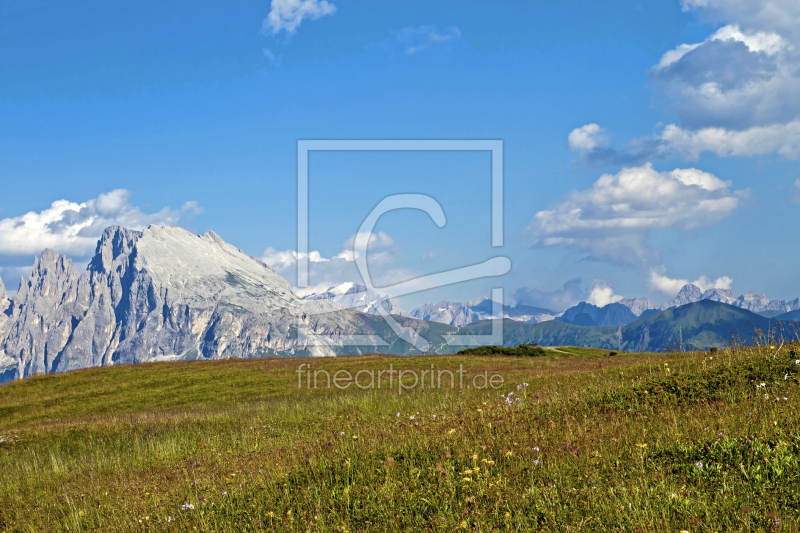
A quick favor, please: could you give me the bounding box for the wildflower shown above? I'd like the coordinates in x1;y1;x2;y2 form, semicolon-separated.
515;398;521;402
505;451;513;458
167;516;172;523
635;443;647;448
533;446;539;452
533;460;539;466
352;435;358;440
461;477;473;483
181;502;195;511
409;415;415;420
448;429;456;435
517;384;522;390
694;461;703;469
464;469;473;475
796;360;799;364
396;413;400;417
340;432;345;436
477;409;482;413
523;383;528;386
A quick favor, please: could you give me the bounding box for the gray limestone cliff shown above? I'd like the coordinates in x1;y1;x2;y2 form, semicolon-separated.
0;226;405;383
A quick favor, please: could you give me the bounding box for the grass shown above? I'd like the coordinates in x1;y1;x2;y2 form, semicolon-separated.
0;343;798;532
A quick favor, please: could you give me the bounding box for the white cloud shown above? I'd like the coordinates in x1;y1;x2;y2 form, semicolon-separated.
661;121;800;160
391;25;462;55
568;124;609;153
528;163;748;265
649;268;733;295
261;231;402;294
0;190;198;258
680;0;800;42
342;231;394;251
263;0;336;36
586;281;623;307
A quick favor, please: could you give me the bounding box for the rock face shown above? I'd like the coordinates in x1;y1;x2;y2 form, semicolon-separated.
655;284;800;313
0;226;411;383
617;297;657;317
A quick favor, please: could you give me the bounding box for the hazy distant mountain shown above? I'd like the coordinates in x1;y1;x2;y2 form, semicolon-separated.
459;300;798;352
410;297;554;326
555;302;638;326
774;310;800;322
302;282;409;317
616;297;658;316
656;284;800;313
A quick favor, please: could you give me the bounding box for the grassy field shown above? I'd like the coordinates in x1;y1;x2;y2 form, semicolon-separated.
0;344;798;532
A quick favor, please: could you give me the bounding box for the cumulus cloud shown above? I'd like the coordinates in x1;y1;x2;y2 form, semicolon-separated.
586;281;623;307
261;231;402;296
568;123;668;167
632;1;800;159
661;121;800;160
527;163;748;266
0;190;199;258
262;0;336;36
648;267;733;295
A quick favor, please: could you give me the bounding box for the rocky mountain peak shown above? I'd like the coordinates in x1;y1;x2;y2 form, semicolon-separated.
0;273;7;300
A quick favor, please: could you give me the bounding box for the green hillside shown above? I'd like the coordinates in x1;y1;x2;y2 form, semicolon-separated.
1;344;800;531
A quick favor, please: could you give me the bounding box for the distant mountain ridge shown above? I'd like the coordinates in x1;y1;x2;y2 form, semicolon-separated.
555;302;638;326
409;298;554;326
302;282;409;317
459;300;799;352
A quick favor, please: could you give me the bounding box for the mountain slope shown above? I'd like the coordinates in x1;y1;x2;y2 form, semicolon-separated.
555;302;638;326
0;226;453;383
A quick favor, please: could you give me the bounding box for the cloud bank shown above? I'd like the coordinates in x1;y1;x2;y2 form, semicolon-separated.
0;190;201;258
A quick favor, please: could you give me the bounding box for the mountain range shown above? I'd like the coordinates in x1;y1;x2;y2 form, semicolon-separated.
0;226;456;383
1;225;797;384
459;300;798;352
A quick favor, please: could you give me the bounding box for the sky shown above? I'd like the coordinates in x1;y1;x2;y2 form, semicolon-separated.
1;0;799;312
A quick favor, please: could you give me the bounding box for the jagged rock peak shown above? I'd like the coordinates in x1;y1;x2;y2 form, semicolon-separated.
0;273;7;300
90;226;143;274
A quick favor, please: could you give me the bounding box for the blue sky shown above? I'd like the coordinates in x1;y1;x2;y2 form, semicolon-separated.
1;0;798;311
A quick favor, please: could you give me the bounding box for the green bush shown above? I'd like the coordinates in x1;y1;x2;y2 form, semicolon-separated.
457;344;548;357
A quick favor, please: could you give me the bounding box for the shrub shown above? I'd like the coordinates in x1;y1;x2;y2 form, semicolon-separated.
457;344;547;357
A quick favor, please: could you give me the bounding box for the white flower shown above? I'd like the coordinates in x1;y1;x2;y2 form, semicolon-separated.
409;415;415;420
181;502;195;511
694;461;703;469
396;413;400;417
340;431;345;436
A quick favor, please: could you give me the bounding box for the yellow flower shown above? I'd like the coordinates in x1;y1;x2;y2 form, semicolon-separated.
505;451;513;457
352;435;358;440
464;469;474;475
448;429;456;435
461;477;473;483
635;443;648;448
459;521;469;529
